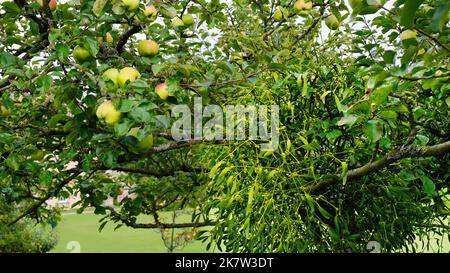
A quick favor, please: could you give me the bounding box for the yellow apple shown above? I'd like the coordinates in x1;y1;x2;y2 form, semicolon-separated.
103;68;120;86
104;110;121;125
400;29;417;41
105;32;113;45
294;0;312;11
73;45;91;62
182;14;195;25
325;14;341;30
137;134;154;151
138;39;159;56
96;100;116;119
122;0;139;11
171;17;185;28
37;0;57;11
0;106;11;117
144;5;158;22
155;82;169;100
118;67;140;87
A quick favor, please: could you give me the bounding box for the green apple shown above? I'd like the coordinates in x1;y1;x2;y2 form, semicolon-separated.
118;67;140;87
325;14;341;30
30;150;45;161
400;29;417;41
103;68;120;86
294;0;312;11
274;7;283;21
73;45;91;63
155;82;169;100
137;134;154;151
171;17;185;28
182;14;195;25
122;0;139;11
96;100;116;119
138;39;159;56
0;106;11;117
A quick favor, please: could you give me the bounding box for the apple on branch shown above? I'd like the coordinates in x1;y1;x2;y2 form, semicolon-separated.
155;82;169;100
96;100;121;125
325;14;341;30
182;14;195;25
37;0;57;11
103;68;120;86
122;0;140;11
73;45;91;63
144;5;158;22
118;67;140;87
138;40;159;56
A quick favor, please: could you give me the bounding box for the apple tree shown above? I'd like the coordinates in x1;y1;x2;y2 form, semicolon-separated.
0;0;449;252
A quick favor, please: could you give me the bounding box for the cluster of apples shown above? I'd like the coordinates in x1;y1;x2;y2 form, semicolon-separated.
273;1;342;31
36;0;57;11
274;0;313;21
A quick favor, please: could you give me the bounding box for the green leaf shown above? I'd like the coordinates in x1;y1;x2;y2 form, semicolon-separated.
36;75;52;91
93;0;109;17
326;129;342;142
215;61;235;75
365;120;383;143
127;79;149;90
82;37;99;57
56;43;70;59
0;52;17;68
151;64;164;75
400;0;424;28
383;50;396;65
399;170;415;181
39;172;52;186
420;175;435;196
431;2;450;32
341;161;348;186
129;107;150;123
2;1;20;16
445;97;450;107
6;153;20;171
118;99;134;112
114;121;131;136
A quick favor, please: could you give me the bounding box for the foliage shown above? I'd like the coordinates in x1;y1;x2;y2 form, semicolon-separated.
0;0;449;252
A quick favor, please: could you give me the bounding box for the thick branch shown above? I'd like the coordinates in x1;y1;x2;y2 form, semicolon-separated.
116;25;142;54
306;140;450;194
100;164;203;177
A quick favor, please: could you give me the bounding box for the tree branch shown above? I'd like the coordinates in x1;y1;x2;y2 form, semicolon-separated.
116;25;142;54
105;206;215;229
100;164;203;177
8;169;83;226
306;140;450;194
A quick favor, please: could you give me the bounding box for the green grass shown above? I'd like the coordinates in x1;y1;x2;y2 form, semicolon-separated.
51;210;449;253
51;211;216;253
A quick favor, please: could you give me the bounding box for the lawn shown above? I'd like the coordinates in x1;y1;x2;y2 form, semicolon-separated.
51;210;216;253
50;210;449;253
